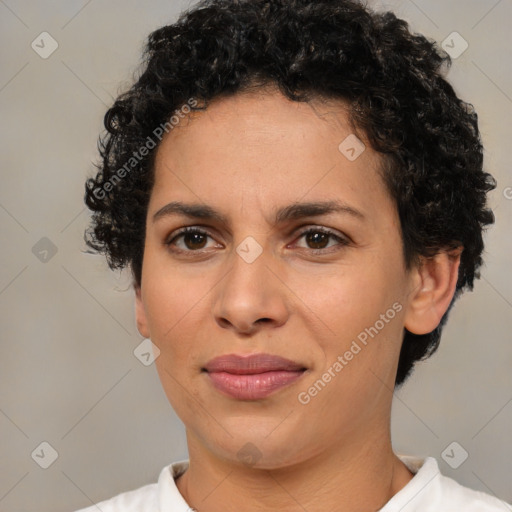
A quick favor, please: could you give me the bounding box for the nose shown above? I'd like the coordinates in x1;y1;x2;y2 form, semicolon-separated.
212;242;289;336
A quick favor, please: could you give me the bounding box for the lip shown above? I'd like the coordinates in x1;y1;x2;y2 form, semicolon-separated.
204;353;306;374
203;353;307;400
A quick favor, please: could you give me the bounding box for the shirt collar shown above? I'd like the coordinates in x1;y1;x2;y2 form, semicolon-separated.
157;455;439;512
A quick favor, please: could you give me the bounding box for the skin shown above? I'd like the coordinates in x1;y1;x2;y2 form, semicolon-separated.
135;88;462;512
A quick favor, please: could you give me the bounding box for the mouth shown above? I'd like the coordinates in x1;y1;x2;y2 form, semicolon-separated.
202;353;307;400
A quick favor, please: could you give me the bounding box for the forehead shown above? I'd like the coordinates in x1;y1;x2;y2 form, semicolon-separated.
150;90;394;229
171;89;356;150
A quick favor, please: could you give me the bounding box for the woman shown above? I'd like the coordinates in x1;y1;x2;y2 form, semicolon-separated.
77;0;508;510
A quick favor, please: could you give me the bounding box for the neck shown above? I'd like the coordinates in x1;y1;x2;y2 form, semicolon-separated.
175;423;414;512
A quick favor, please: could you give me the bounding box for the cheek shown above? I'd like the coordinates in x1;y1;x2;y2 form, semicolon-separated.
153;358;203;430
291;257;405;381
146;276;205;413
142;259;206;341
291;259;398;335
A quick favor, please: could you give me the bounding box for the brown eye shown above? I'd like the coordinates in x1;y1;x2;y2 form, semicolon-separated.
305;230;330;249
165;227;215;252
182;231;208;250
294;227;349;252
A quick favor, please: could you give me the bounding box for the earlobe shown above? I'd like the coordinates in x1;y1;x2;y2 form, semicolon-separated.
135;285;150;338
404;247;463;335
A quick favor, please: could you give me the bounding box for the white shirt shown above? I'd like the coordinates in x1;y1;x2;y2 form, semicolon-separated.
74;455;510;511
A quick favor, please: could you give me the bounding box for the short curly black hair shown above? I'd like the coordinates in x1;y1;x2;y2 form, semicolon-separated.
84;0;496;386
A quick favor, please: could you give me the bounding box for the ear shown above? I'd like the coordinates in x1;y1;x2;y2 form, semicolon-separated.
404;247;463;335
135;285;150;338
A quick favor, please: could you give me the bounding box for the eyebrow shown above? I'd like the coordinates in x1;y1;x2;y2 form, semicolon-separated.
152;200;366;225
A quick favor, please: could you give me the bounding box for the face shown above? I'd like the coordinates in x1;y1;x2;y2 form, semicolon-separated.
135;90;422;468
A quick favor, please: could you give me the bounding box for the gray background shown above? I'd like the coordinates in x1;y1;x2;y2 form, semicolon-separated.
0;0;511;510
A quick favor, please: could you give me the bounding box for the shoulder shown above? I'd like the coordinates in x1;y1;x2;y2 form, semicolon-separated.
72;460;189;512
73;482;158;512
391;455;511;512
435;471;510;511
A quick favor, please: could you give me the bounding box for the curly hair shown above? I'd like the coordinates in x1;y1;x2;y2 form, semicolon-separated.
84;0;496;386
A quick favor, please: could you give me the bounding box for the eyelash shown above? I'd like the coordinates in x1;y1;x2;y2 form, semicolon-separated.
164;226;350;255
